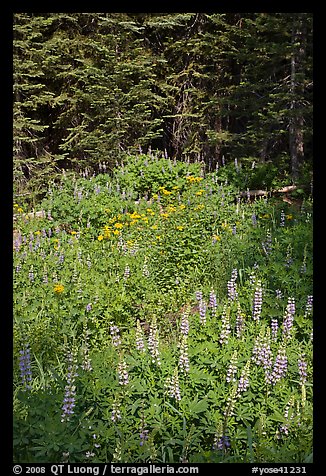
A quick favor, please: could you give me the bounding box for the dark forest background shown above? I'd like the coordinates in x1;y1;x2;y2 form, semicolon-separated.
13;13;313;206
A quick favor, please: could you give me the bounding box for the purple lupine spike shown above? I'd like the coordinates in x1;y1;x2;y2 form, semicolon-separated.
117;359;129;385
19;341;32;391
148;317;160;365
298;354;307;385
267;343;288;385
236;303;245;338
219;305;231;345
166;368;181;401
61;348;78;422
252;280;263;321
178;335;190;373
180;307;190;336
282;297;295;339
271;319;279;340
227;269;238;301
236;360;250;395
135;320;145;352
209;289;217;317
199;300;207;325
110;322;121;347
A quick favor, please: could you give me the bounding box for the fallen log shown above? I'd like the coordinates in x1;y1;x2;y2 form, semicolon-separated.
13;209;52;222
238;185;298;199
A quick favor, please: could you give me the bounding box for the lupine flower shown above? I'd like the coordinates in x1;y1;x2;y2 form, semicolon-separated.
271;319;279;340
252;329;272;375
140;429;149;446
199;300;207;325
275;289;283;300
117;359;129;385
111;401;122;422
278;397;295;437
148;317;160;365
195;291;203;302
298;354;307;385
166;368;181;401
142;263;150;277
251;212;257;226
85;303;92;312
237;360;251;395
19;341;32;391
180;306;190;336
304;295;313;318
236;303;245;338
282;297;295;339
61;348;78;422
209;289;217;317
81;321;92;372
135;320;146;352
252;280;263;321
42;270;48;284
300;245;308;274
227;269;238;302
123;265;130;280
28;267;34;282
110;322;121;347
285;245;293;268
219;305;231;345
226;351;238;383
280;210;285;227
213;434;231;451
178;335;190;373
267;343;288;385
262;230;272;256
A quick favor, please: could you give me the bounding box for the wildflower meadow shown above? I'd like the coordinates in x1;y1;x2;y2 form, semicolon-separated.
13;155;313;464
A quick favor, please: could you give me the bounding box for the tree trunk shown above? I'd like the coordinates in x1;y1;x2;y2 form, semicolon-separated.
289;14;306;181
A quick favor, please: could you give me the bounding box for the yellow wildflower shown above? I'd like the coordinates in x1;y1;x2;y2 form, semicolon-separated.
114;223;123;229
70;231;77;235
160;213;169;219
35;231;41;235
17;207;23;213
113;230;121;235
151;225;158;230
179;204;186;210
176;226;184;231
212;234;221;241
130;212;142;219
156;235;161;240
54;284;64;294
98;235;104;241
196;190;204;196
286;214;293;220
162;189;172;195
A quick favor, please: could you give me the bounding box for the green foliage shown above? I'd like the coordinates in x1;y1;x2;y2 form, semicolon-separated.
13;158;313;463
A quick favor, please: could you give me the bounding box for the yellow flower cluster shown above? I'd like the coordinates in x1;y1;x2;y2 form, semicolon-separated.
14;204;24;213
54;284;64;293
186;176;203;183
